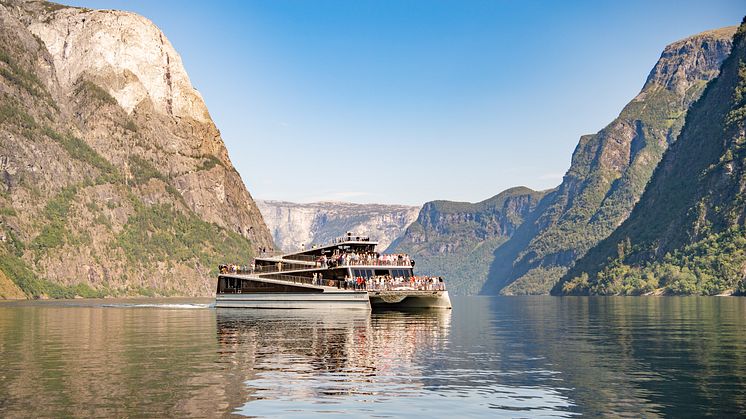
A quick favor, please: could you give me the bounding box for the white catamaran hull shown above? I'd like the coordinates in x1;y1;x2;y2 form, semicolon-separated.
369;290;452;309
216;292;372;310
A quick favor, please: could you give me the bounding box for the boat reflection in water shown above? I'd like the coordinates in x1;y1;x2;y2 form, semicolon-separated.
215;308;452;416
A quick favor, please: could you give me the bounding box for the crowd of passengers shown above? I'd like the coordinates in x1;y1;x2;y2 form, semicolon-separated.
219;264;249;274
311;272;444;291
220;264;445;291
365;274;444;291
316;252;414;268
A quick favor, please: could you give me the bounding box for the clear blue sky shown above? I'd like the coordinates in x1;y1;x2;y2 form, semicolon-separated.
68;0;744;206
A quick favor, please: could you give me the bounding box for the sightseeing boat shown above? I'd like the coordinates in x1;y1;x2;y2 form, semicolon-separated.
216;233;452;310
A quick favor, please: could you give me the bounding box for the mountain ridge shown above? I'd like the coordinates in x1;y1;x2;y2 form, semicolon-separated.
557;18;746;296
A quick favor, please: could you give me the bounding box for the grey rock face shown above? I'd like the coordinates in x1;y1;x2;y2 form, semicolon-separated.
257;200;419;253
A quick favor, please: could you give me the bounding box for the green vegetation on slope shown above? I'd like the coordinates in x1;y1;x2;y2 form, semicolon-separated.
116;202;254;275
409;236;509;296
501;266;569;295
562;227;746;295
42;126;120;181
30;186;79;256
196;154;224;171
73;78;117;106
128;155;166;185
0;47;50;100
0;96;39;138
0;92;119;184
0;251;108;298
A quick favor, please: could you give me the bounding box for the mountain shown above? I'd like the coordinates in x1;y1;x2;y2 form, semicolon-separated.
257;200;419;253
392;26;736;296
481;26;737;295
0;0;273;298
557;19;746;296
388;187;546;295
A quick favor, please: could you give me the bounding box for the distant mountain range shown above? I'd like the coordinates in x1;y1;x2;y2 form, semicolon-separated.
257;200;419;253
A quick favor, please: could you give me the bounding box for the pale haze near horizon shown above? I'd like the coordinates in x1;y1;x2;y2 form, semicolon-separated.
68;0;744;206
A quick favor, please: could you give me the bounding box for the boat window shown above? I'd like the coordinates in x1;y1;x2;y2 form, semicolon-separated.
390;269;411;277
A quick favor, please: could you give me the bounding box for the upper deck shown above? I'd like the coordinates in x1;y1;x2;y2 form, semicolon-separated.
255;233;379;265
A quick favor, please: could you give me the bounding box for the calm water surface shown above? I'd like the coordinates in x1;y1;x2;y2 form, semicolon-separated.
1;296;745;417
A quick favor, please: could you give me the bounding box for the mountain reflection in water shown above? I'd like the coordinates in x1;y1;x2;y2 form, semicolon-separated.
1;297;746;417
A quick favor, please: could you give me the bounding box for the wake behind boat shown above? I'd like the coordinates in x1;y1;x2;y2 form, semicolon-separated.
216;233;452;310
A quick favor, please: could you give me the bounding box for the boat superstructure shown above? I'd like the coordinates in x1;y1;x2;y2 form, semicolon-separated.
216;233;452;310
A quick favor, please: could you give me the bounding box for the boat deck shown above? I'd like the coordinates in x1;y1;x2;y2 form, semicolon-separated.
218;272;359;293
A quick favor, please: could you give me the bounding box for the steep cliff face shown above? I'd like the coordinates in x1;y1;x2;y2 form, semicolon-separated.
558;19;746;296
481;27;736;295
0;0;272;298
257;200;419;253
389;187;545;295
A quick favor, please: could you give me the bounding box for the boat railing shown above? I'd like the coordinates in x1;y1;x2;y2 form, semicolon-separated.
219;264;309;275
252;261;311;274
220;257;417;275
343;259;414;267
329;235;371;245
261;273;367;290
276;257;414;268
259;273;320;287
256;249;283;257
281;254;318;263
367;281;446;291
219;265;251;275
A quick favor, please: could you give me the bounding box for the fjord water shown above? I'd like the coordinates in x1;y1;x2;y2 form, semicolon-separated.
1;297;745;417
